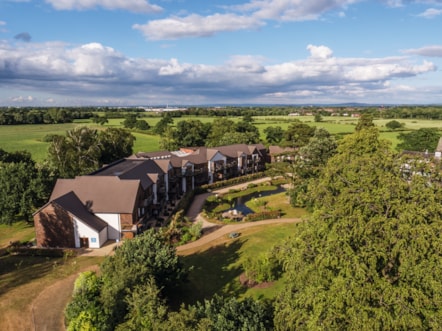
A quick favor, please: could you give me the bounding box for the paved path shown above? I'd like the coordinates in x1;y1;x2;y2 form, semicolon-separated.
179;177;302;252
177;218;302;253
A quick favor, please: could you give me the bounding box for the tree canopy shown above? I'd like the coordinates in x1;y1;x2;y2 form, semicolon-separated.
47;127;135;178
275;128;442;330
0;149;54;223
396;127;441;152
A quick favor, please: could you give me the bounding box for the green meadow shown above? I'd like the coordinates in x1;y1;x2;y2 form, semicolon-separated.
175;222;300;306
1;115;442;162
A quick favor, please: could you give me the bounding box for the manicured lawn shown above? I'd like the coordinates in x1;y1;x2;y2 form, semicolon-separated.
173;223;300;306
0;221;35;248
245;191;308;218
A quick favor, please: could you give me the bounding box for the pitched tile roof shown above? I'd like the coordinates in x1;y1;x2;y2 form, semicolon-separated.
50;176;140;214
52;191;108;232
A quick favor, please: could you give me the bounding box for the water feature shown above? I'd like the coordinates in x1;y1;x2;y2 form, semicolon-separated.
225;186;286;216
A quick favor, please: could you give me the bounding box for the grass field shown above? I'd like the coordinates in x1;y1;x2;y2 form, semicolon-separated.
0;120;160;162
173;222;299;306
0;254;103;331
0;222;35;248
4;115;442;161
2;115;442;162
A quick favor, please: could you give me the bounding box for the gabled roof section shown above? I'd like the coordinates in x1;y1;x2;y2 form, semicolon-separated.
52;191;107;232
153;159;172;173
92;158;164;190
216;144;252;158
269;146;295;155
50;176;140;214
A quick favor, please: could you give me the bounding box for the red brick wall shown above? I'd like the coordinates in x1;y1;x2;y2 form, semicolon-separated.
33;203;76;248
120;213;134;227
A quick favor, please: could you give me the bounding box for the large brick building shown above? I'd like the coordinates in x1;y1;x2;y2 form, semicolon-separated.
33;143;268;248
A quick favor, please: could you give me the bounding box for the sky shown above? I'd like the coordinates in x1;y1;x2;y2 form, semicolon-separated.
1;0;442;106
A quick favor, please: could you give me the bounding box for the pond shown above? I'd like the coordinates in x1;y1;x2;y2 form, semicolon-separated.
225;186;286;215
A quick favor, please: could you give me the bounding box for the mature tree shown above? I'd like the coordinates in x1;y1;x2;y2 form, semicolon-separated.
115;279;168;331
355;113;375;131
275;128;442;330
217;131;259;146
314;113;322;122
48;127;135;177
99;229;186;329
283;120;315;148
134;119;150;130
91;114;109;126
164;295;274;331
47;127;101;178
242;113;254;123
65;271;107;331
0;150;54;224
98;128;135;165
396;127;441;152
234;120;260;141
123;114;138;129
153;112;174;135
159;126;179;151
264;126;284;144
174;120;210;147
385;120;403;130
206;118;236;147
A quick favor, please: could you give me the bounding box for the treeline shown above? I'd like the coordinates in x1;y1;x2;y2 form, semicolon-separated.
3;105;442;125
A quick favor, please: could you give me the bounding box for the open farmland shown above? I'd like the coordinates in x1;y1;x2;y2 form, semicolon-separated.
0;120;160;162
1;115;442;162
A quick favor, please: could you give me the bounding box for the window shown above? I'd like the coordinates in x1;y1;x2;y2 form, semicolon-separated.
91;237;97;243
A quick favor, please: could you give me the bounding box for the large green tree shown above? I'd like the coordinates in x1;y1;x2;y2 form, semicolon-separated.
275;128;442;330
206;118;236;147
98;128;135;165
283;120;315;148
98;230;186;329
174;120;211;147
396;127;441;152
288;127;337;207
153;112;174;135
264;126;284;144
0;150;54;223
48;127;135;177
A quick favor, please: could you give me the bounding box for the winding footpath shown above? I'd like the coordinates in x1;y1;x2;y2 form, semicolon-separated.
178;178;303;252
27;178;301;331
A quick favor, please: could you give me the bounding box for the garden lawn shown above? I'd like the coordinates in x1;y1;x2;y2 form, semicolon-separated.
245;192;308;218
0;221;35;248
173;223;300;307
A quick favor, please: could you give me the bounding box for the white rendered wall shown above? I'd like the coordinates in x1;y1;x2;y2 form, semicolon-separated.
95;213;121;240
73;217;102;248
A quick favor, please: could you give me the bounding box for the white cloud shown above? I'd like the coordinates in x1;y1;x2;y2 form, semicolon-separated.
240;0;359;21
403;45;442;57
44;0;162;13
307;44;333;59
0;21;6;26
418;8;442;18
133;13;264;40
134;0;359;40
0;41;438;105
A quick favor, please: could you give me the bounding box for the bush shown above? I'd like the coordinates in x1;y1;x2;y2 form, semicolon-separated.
245;210;280;222
242;249;282;284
